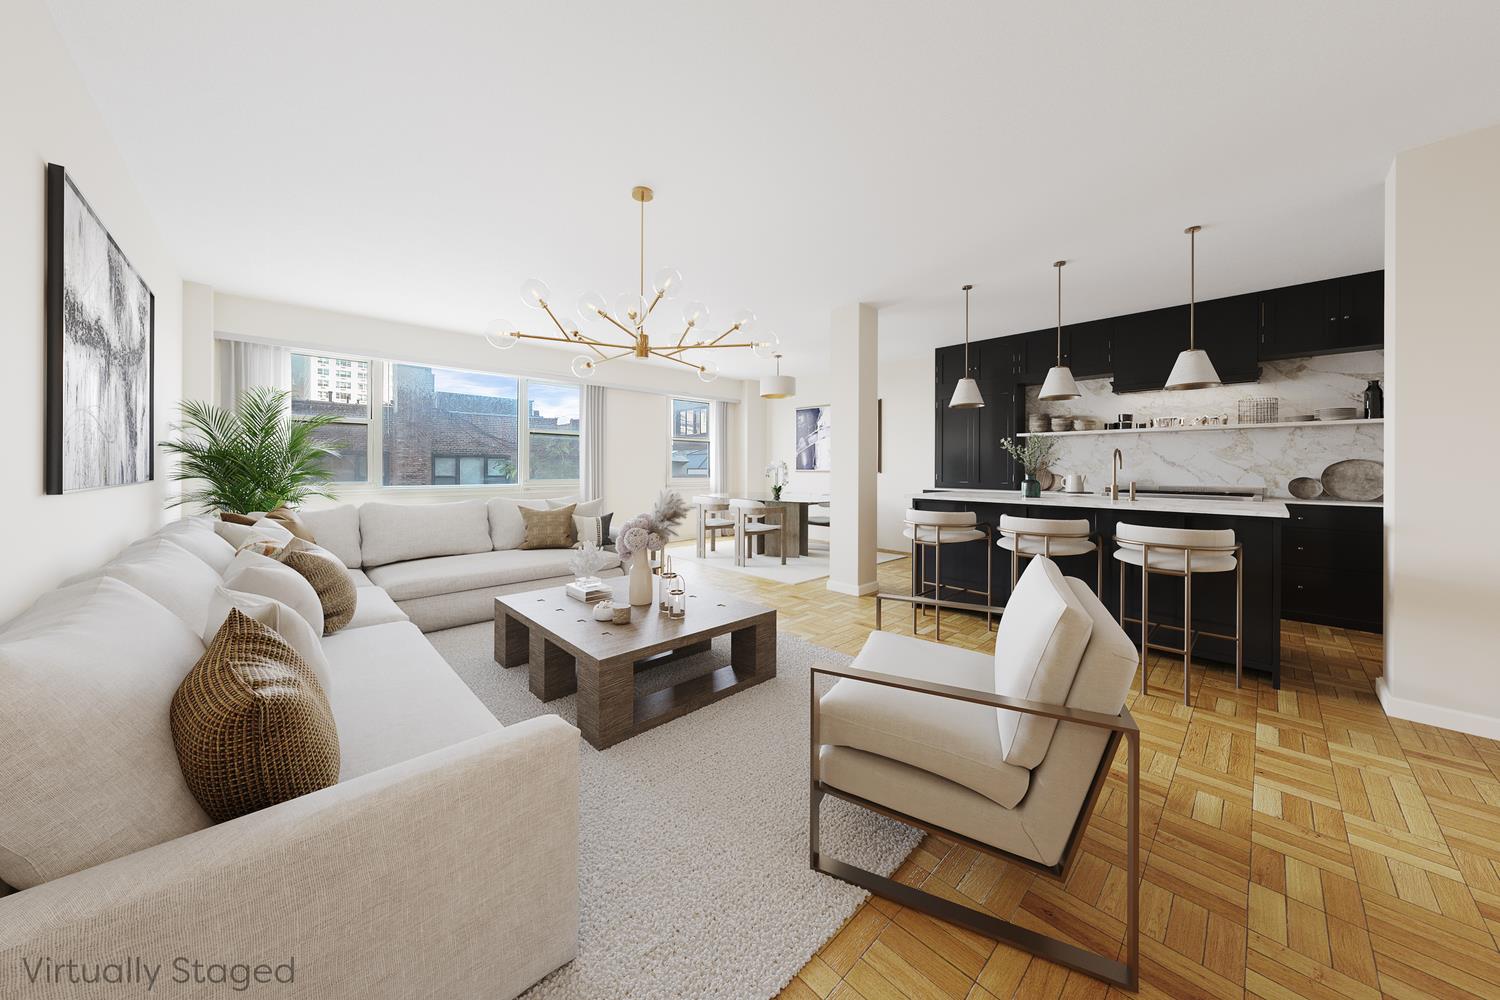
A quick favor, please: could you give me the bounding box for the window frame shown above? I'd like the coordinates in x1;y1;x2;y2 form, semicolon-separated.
286;352;583;492
667;395;713;486
290;349;374;485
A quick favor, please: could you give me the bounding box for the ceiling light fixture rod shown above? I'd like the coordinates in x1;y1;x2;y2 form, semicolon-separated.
1187;224;1199;349
1054;260;1065;363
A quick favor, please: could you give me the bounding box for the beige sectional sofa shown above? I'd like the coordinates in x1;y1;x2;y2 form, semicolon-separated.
0;513;580;999
300;496;623;632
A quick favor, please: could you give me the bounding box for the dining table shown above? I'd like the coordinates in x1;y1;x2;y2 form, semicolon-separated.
707;491;829;557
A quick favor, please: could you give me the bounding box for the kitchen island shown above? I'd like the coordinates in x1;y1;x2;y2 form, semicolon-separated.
912;489;1289;688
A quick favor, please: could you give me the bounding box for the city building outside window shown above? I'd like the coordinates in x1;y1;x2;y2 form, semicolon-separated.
290;352;371;483
669;397;710;481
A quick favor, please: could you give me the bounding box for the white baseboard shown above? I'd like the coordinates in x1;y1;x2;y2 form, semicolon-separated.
826;579;879;597
1376;679;1500;740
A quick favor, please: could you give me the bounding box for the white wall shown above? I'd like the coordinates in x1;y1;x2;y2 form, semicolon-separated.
0;0;183;622
763;352;935;552
207;292;739;532
1381;123;1500;738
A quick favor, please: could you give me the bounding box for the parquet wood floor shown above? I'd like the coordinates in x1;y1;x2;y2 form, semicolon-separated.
666;544;1500;999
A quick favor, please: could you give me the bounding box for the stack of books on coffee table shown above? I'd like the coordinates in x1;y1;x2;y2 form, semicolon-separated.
565;579;612;603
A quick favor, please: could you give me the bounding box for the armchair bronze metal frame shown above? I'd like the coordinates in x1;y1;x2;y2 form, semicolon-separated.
1115;538;1244;703
809;664;1141;990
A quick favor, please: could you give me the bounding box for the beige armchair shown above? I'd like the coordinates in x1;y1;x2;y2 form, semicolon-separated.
810;557;1142;990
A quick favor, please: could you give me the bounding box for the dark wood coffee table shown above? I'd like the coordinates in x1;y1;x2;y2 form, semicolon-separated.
493;577;777;749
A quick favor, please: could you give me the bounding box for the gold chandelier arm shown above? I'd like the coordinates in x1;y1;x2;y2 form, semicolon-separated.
649;349;708;372
509;331;634;352
598;310;641;340
676;322;695;348
660;341;755;354
701;322;743;348
541;303;609;359
645;289;665;318
591;348;636;367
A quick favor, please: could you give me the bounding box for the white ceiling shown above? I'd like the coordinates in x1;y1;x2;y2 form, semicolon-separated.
45;0;1500;379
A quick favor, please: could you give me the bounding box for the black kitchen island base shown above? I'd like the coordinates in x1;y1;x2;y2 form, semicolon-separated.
912;492;1284;689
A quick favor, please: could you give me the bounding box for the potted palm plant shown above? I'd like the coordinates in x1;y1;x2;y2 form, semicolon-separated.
999;435;1059;499
161;387;343;514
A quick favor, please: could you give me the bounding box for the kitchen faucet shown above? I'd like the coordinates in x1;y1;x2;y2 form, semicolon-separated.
1111;448;1124;502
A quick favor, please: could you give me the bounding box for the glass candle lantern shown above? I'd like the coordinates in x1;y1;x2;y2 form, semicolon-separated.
658;571;680;612
667;587;687;620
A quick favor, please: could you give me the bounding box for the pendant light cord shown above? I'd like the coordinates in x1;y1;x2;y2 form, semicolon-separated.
963;285;973;372
1055;261;1065;363
639;197;645;323
1188;226;1197;350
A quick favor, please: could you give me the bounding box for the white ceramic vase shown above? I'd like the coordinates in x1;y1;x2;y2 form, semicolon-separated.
628;548;653;606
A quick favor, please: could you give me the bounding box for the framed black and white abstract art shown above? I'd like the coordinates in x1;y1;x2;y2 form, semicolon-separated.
794;404;831;472
46;163;154;494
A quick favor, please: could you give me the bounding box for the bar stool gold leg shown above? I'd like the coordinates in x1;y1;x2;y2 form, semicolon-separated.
1140;553;1151;697
1235;549;1244;689
934;534;942;642
1183;563;1193;706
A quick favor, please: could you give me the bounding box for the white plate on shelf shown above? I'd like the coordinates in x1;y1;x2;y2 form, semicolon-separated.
1315;407;1358;421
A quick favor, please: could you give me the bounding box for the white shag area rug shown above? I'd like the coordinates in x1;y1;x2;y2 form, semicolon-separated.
426;623;921;1000
666;547;902;585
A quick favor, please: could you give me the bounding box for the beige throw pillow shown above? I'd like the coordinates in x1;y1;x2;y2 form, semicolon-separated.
171;610;340;822
272;539;357;634
266;506;317;542
222;549;325;635
204;584;334;694
520;504;577;549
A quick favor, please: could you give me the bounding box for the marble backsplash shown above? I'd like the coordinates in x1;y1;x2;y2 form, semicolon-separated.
1024;351;1384;499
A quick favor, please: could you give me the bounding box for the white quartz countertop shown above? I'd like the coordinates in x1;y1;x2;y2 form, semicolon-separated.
917;489;1292;519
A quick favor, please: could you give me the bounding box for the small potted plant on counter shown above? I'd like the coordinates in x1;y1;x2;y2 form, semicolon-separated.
1000;436;1059;499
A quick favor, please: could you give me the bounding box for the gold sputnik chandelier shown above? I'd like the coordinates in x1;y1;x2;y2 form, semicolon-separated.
484;185;778;382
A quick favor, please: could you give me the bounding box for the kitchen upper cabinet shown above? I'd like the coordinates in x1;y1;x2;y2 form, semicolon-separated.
933;380;1015;489
1065;319;1113;379
1192;292;1262;384
1020;329;1055;384
1110;305;1187;393
1259;271;1383;360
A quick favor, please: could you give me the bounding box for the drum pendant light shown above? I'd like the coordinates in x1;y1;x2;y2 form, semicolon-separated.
759;353;797;399
1165;225;1222;390
1038;260;1081;400
948;284;984;409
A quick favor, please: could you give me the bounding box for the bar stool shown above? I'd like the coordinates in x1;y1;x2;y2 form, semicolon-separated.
996;515;1102;593
693;495;734;558
730;499;785;567
1113;523;1243;705
903;509;993;639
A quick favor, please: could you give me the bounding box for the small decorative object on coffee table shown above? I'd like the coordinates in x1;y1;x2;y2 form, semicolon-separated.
494;577;776;749
617;491;688;607
1000;435;1059;499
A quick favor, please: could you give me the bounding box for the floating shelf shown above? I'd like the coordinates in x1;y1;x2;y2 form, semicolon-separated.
1018;418;1383;438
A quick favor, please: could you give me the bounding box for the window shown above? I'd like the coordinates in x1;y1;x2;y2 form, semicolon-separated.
383;363;519;486
283;351;586;490
670;398;711;481
291;352;371;483
527;381;581;481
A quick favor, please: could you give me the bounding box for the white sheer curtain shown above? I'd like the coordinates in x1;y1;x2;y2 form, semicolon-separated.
215;338;290;408
709;399;730;494
580;384;607;501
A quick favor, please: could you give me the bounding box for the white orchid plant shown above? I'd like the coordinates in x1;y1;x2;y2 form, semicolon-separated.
766;460;789;498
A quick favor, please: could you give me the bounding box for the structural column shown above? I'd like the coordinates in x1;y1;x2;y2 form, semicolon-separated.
827;303;878;595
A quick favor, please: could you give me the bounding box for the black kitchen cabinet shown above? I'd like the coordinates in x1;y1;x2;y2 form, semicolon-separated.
1259;271;1383;360
1110;305;1187;393
1282;503;1382;632
1192;292;1262;384
1021;329;1055;383
934;380;1014;489
1066;318;1113;378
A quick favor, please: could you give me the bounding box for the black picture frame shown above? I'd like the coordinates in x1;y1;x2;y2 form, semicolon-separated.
46;163;155;495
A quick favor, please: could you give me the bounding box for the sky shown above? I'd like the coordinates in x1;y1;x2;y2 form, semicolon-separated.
433;368;578;421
